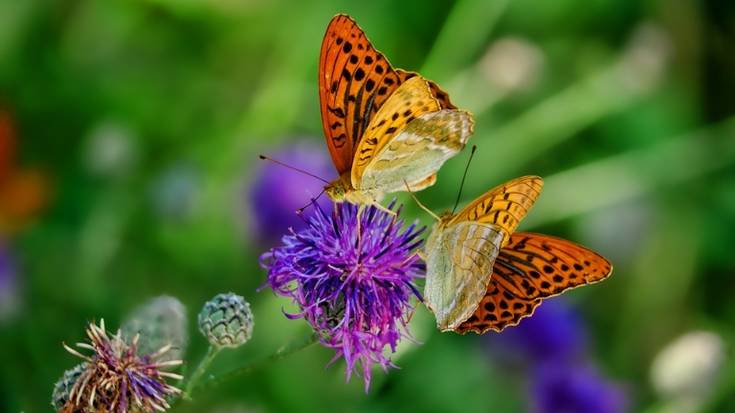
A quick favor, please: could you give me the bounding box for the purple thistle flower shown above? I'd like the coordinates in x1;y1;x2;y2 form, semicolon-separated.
260;201;425;391
493;298;587;364
247;142;335;246
62;320;182;412
531;361;628;413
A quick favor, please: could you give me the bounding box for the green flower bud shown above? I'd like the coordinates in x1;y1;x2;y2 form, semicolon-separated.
198;293;254;348
51;363;87;411
122;295;188;361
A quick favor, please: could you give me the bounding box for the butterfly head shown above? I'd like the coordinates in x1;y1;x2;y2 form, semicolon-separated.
426;212;457;241
324;177;348;202
437;211;455;226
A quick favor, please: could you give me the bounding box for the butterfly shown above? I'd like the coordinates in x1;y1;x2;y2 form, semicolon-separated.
319;14;473;207
0;109;47;234
423;176;613;333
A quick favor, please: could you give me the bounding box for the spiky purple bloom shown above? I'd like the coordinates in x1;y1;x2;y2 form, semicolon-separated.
531;361;628;413
63;320;182;412
261;201;425;390
248;142;335;246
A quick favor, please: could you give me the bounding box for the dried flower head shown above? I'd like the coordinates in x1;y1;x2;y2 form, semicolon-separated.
261;201;425;390
61;320;182;413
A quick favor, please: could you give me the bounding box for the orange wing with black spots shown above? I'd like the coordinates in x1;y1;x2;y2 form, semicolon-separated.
350;76;441;183
319;14;404;174
456;232;613;334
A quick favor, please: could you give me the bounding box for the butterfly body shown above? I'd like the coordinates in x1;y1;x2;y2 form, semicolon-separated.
423;176;613;334
319;15;473;207
324;172;383;206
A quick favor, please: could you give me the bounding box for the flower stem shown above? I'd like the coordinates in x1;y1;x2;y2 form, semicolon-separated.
183;345;220;399
190;332;319;396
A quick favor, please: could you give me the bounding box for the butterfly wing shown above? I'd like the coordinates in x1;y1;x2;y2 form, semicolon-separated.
319;14;405;174
425;221;505;331
357;109;473;193
351;76;473;193
350;76;439;181
456;232;613;334
397;69;457;109
449;176;544;246
424;176;543;331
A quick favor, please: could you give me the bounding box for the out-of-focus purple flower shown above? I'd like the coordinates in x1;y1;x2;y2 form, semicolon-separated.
62;320;182;412
248;142;335;246
531;361;628;413
494;298;586;364
488;298;626;411
260;201;425;391
0;241;19;322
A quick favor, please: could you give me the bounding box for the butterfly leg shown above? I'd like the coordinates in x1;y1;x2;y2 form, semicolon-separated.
371;200;396;216
356;203;365;248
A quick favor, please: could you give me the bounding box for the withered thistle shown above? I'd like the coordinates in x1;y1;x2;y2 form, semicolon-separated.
61;320;182;413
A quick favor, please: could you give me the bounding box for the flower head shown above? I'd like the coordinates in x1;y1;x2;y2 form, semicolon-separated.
0;241;20;323
150;162;201;221
261;201;425;390
62;320;182;413
83;120;139;179
198;292;254;349
247;141;335;246
650;330;724;410
52;363;87;411
122;296;188;362
531;361;628;413
493;298;586;364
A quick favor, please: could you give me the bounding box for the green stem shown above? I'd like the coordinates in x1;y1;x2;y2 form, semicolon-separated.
190;332;319;396
183;346;221;399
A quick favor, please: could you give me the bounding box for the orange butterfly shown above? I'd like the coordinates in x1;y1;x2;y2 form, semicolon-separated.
423;176;613;333
0;109;47;234
318;15;473;208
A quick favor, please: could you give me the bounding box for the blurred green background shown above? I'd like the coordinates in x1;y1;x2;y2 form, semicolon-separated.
1;0;734;412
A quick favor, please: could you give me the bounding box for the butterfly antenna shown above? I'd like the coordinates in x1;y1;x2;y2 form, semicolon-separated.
259;155;330;184
403;180;440;221
452;145;477;215
296;189;326;214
